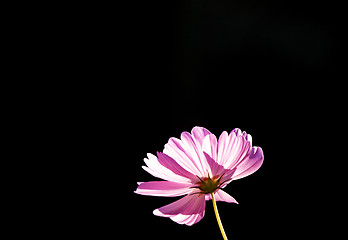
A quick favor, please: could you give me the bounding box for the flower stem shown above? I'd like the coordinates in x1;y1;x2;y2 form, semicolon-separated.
211;192;228;240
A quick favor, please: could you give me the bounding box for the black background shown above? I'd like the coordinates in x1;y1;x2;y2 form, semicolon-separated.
69;0;343;239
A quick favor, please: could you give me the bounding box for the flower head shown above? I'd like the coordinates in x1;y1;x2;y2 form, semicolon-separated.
135;127;264;226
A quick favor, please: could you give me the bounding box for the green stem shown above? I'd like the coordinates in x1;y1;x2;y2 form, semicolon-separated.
211;192;228;240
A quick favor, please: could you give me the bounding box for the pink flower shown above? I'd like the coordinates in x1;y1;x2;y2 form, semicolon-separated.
135;127;264;226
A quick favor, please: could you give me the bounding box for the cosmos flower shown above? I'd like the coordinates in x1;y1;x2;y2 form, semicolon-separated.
135;127;263;238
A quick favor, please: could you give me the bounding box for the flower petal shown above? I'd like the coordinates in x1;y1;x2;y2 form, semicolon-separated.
180;132;206;175
156;152;197;181
215;189;239;203
191;126;211;148
204;190;238;204
164;137;202;176
135;181;193;197
222;131;252;170
216;131;229;165
153;194;206;225
163;127;213;178
203;152;226;177
232;147;264;180
142;153;192;183
202;134;218;164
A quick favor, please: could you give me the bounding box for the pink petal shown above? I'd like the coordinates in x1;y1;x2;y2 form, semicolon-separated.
170;207;205;226
180;132;206;175
163;137;202;176
243;131;253;145
142;153;192;183
216;131;229;165
202;134;218;164
215;189;239;203
203;152;226;177
222;131;252;170
232;147;264;180
135;181;193;197
219;168;236;188
163;127;213;178
217;131;239;167
156;152;197;181
153;194;206;225
191;126;211;147
232;128;242;136
204;190;238;204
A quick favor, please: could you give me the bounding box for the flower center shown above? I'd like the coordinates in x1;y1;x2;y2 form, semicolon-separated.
196;176;222;194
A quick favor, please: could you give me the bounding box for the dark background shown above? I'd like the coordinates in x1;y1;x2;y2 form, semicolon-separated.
70;0;343;239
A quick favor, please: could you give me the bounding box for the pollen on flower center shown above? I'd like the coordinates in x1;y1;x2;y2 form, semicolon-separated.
194;175;223;194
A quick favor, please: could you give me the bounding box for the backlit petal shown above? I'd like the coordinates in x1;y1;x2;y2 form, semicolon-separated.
153;194;206;225
204;190;238;204
142;153;192;183
164;137;202;176
232;147;264;180
157;152;197;181
180;132;206;175
191;126;211;148
135;181;193;197
203;152;226;177
215;189;239;203
222;131;252;170
202;134;218;164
